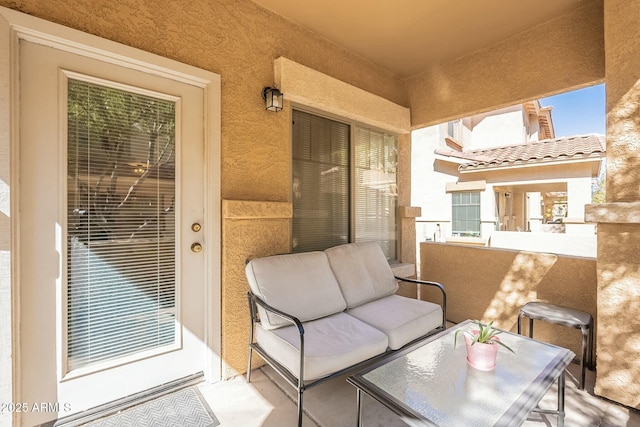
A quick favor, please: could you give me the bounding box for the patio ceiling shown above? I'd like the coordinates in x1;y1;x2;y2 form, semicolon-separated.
251;0;599;78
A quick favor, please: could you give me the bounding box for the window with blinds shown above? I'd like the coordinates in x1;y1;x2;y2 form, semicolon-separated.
292;110;397;259
292;110;349;252
354;128;397;259
452;191;481;237
66;78;177;371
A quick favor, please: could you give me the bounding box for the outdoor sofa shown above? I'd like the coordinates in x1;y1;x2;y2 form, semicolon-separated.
245;241;447;426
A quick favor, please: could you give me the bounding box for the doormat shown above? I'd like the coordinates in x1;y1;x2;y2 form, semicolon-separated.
85;387;219;427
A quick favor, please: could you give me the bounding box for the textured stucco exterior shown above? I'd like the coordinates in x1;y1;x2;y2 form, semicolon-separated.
583;0;640;408
275;57;411;134
0;0;412;420
420;243;597;363
0;0;415;397
604;1;640;203
221;200;292;376
406;1;605;129
397;134;417;266
2;0;407;204
3;0;640;417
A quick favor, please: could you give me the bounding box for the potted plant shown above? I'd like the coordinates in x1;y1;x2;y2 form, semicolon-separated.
454;320;515;371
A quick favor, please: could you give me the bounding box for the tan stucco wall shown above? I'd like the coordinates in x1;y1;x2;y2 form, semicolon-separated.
0;0;408;384
221;200;291;376
420;242;597;362
584;0;640;408
275;57;411;134
591;221;640;407
604;1;640;204
406;0;605;128
397;133;417;266
1;0;407;204
0;0;413;382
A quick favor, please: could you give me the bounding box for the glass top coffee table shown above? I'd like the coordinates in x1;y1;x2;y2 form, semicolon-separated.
348;320;575;427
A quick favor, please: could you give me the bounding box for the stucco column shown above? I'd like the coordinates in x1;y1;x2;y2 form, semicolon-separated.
584;0;640;409
397;133;417;266
221;200;292;378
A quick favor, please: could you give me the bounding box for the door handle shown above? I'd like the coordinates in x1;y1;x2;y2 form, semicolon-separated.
191;223;202;232
191;242;203;253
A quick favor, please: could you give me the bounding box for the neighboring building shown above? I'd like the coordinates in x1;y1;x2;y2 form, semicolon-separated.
412;100;605;256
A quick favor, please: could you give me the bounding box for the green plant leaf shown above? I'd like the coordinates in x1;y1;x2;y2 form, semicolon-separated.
493;338;516;354
454;320;516;354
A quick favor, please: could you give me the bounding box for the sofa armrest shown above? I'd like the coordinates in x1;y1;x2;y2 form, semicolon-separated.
247;291;308;388
394;276;447;329
248;291;305;335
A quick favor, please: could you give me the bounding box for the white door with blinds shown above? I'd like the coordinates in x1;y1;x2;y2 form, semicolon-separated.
17;38;216;426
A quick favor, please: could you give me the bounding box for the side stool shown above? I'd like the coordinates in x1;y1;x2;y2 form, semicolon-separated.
517;301;594;390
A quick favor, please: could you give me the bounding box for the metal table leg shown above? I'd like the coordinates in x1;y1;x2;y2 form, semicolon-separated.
356;388;363;427
558;370;566;427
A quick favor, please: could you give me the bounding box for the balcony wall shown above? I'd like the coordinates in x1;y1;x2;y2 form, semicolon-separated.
488;231;597;258
419;242;597;362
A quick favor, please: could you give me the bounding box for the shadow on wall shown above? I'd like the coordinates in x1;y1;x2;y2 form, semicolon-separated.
480;251;557;326
419;242;597;360
594;223;640;408
592;75;640;407
607;79;640;201
595;258;640;407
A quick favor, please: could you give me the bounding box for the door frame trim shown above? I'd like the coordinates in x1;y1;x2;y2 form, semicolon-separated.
0;7;222;425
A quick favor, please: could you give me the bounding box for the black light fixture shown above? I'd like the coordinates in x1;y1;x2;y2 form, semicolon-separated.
262;86;284;112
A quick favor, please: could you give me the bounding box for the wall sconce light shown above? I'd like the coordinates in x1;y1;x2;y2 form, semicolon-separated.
262;86;283;112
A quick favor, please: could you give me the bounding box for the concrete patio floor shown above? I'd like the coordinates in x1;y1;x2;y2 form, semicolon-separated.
198;362;640;427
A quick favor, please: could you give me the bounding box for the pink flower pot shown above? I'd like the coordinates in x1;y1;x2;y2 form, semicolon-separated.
464;330;500;371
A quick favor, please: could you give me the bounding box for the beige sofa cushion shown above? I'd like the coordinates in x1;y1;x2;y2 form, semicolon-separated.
347;295;443;350
255;312;388;381
325;242;398;308
246;251;347;330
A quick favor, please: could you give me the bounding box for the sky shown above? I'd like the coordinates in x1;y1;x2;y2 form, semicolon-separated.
539;84;605;137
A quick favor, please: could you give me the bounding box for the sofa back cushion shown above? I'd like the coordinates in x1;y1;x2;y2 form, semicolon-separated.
325;242;398;308
246;251;347;330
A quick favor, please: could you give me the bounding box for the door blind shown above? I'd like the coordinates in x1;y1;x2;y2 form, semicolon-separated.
66;78;177;371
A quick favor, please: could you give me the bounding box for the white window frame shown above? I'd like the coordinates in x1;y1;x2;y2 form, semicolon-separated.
451;190;482;238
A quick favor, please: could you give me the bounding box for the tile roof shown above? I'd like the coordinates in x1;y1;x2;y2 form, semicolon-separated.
434;134;605;171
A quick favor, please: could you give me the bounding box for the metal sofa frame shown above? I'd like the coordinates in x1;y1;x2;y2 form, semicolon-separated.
246;276;447;427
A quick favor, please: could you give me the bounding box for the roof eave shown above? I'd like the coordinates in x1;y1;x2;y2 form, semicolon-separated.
459;154;605;173
434;154;470;165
